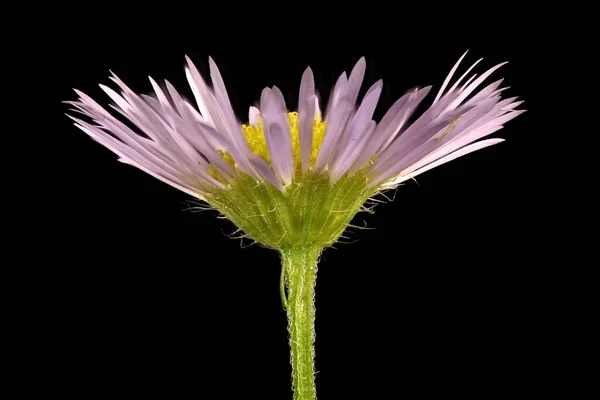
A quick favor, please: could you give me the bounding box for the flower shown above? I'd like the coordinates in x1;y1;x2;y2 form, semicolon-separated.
66;52;525;400
66;51;524;249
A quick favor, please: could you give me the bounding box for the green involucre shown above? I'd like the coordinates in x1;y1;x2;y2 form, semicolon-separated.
205;170;378;250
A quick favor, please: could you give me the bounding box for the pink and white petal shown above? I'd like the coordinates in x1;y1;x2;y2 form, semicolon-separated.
298;67;316;170
404;108;525;176
377;89;460;167
350;87;431;174
208;57;242;136
459;74;478;92
261;86;294;184
375;111;458;170
126;95;201;169
430;97;498;141
268;86;291;121
446;58;483;94
97;116;190;176
109;72;143;99
141;94;178;129
184;56;224;129
73;90;113;119
330;80;382;175
182;102;222;150
185;61;256;176
194;122;246;178
99;84;137;115
208;58;258;175
377;139;506;189
172;123;237;181
432;50;469;104
345;80;382;137
68;110;186;179
501;100;524;111
325;72;348;119
377;87;433;153
149;77;173;111
164;80;193;118
160;84;218;148
260;87;271;108
138;95;213;172
263;122;294;185
414;125;504;175
330;120;376;182
493;96;518;110
249;106;261;126
315;98;352;170
462;79;504;106
444;63;508;111
119;156;214;199
72;119;198;187
488;86;510;99
346;57;366;108
249;155;283;190
103;90;179;153
139;95;216;171
103;113;217;188
374;98;498;180
444;110;526;149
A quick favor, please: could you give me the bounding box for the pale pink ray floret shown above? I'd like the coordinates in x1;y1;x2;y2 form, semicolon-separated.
66;51;524;199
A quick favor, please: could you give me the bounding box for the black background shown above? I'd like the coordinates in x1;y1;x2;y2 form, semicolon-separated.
32;7;560;399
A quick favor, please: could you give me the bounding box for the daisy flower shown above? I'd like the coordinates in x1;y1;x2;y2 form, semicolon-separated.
66;51;524;400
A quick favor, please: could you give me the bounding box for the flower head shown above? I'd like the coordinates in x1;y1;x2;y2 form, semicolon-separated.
66;52;524;249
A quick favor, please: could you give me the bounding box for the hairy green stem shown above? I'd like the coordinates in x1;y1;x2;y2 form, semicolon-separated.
281;246;321;400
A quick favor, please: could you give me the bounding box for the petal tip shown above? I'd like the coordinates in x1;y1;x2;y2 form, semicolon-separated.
303;66;314;77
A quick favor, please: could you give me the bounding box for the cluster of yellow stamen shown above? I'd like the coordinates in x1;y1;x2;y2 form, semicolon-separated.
210;112;327;184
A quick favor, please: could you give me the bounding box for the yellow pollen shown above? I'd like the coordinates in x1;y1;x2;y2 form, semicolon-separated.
210;112;327;182
217;149;236;166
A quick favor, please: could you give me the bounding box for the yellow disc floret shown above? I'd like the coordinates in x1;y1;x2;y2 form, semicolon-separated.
241;117;271;164
210;112;327;184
